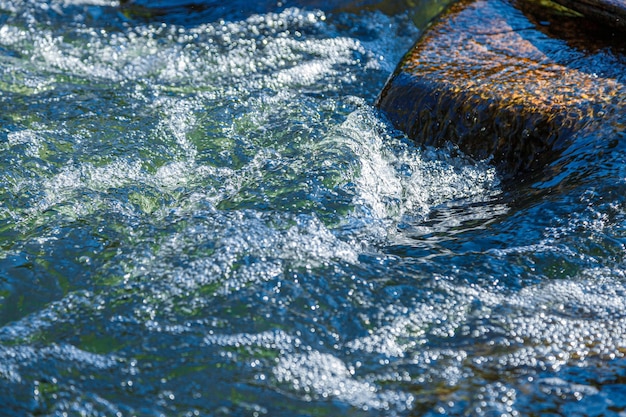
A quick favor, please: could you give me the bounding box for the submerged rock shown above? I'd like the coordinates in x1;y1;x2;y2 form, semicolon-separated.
377;0;626;176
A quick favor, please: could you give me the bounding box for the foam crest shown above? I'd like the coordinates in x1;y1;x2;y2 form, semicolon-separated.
273;351;414;412
326;271;626;416
0;294;119;388
14;145;236;227
7;130;43;157
332;106;501;233
152;97;199;161
130;211;360;299
204;329;297;352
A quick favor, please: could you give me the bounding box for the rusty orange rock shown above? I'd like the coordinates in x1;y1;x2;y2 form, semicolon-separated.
377;0;626;176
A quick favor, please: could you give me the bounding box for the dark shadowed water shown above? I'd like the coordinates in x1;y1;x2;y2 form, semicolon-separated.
0;0;625;416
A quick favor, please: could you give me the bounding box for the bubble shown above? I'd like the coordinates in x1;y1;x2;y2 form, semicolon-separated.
273;350;413;412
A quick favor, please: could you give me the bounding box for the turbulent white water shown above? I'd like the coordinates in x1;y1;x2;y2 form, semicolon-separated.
0;0;625;416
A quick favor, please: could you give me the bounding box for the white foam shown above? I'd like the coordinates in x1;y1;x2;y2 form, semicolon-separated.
328;106;501;243
273;351;414;412
129;211;360;300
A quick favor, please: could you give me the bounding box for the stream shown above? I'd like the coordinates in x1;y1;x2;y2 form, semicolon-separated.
0;0;625;415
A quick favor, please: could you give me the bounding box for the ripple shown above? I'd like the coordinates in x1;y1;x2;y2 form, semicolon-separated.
1;0;624;415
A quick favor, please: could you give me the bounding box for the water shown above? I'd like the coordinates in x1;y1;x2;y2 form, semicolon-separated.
0;0;625;416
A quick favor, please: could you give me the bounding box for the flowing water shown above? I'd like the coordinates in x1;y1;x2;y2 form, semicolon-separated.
0;0;625;416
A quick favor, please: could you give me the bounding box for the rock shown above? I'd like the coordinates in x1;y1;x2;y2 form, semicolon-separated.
552;0;626;31
376;0;626;176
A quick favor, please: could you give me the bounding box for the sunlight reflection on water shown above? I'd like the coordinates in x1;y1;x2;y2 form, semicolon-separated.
0;0;625;416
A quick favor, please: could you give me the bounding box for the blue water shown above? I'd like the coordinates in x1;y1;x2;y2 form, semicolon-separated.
0;0;625;416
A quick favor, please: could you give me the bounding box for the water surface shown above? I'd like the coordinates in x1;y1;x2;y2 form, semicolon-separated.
0;0;625;416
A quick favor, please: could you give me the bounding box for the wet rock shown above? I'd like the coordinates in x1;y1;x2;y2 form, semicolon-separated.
552;0;626;30
376;0;626;176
